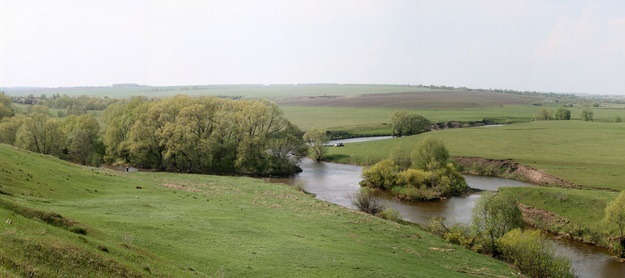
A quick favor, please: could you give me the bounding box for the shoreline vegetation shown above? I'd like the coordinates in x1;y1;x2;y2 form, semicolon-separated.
324;148;623;257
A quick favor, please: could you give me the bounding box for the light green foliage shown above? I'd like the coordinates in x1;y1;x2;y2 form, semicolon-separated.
62;114;102;165
103;96;306;176
0;114;26;144
303;127;328;161
534;108;553;121
428;217;475;250
377;208;401;222
581;108;594;121
361;140;467;201
15;106;65;155
0;92;14;120
603;191;625;257
411;138;450;170
389;110;431;137
604;191;625;238
497;229;575;278
389;144;412;171
555;107;571;120
472;192;524;255
360;159;399;190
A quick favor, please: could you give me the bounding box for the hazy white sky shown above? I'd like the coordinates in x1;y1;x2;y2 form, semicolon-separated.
1;0;625;94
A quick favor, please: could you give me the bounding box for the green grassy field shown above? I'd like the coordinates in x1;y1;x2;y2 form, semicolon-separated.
0;144;515;277
326;120;625;191
5;84;432;99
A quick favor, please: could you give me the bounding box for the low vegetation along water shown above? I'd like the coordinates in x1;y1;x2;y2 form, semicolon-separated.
271;156;625;278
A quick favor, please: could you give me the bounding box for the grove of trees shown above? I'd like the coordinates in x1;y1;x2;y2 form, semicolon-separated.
0;95;308;176
360;138;468;201
101;95;307;176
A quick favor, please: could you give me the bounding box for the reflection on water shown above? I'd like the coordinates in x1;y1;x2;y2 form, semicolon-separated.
269;158;625;278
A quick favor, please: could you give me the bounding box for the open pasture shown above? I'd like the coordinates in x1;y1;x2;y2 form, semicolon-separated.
326;120;625;191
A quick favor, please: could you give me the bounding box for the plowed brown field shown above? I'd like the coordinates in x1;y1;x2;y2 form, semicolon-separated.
278;90;538;109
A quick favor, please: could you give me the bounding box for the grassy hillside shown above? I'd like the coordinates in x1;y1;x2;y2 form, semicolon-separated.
326;120;625;191
0;144;514;277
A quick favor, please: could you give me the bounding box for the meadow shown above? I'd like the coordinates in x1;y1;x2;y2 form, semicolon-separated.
0;144;514;277
326;120;625;191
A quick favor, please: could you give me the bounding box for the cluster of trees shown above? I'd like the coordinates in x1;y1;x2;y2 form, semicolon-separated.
430;192;575;277
0;92;14;120
102;95;307;176
534;107;597;122
0;94;309;176
534;108;571;121
389;110;431;137
360;138;468;201
0;106;103;165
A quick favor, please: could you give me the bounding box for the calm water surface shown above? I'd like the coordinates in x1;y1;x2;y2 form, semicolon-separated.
270;158;625;278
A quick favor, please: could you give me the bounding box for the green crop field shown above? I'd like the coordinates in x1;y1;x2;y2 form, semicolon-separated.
4;84;432;99
0;144;514;277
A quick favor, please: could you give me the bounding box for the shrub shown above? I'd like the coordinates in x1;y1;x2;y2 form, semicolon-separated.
472;192;524;255
555;108;571;120
498;229;575;278
352;187;383;215
360;159;398;190
377;208;401;222
580;109;594;121
534;108;553;121
615;116;622;123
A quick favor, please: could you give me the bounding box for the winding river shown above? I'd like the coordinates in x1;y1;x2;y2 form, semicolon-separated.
270;139;625;278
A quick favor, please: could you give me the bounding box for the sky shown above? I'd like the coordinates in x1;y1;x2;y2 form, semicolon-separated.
1;0;625;95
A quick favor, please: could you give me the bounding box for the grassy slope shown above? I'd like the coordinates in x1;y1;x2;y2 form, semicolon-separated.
0;144;514;277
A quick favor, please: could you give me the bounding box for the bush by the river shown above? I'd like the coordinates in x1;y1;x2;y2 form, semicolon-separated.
498;229;575;278
360;138;468;201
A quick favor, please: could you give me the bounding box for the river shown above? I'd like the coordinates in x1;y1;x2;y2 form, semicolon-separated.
270;142;625;278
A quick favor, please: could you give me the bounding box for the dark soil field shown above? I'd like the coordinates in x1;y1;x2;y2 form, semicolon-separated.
278;90;538;109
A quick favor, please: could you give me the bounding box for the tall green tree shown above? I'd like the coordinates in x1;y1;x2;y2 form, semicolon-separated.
472;192;524;255
581;108;594;121
0;92;14;120
0;114;26;145
411;138;450;170
555;108;571;120
15;109;65;155
303;127;328;161
389;110;430;137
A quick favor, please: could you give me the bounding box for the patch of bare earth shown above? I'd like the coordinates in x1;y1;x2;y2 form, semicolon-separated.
277;90;538;109
453;157;580;188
